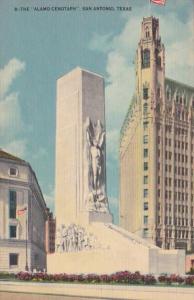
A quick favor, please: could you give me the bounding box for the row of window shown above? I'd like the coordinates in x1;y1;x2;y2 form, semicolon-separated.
157;229;191;239
174;179;189;188
166;91;188;106
158;189;194;201
157;216;190;226
162;178;189;188
157;124;194;137
162;151;190;163
164;203;193;213
159;137;194;151
158;163;191;175
158;203;194;214
158;189;190;200
174;191;193;201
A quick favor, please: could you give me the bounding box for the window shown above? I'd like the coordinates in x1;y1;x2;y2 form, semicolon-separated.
143;88;149;99
10;225;17;238
166;90;169;100
144;148;148;158
157;87;161;98
143;121;148;130
143;103;148;114
143;135;148;144
145;26;150;38
143;228;148;237
169;178;172;187
142;49;150;68
9;253;18;267
9;191;17;219
144;176;148;184
9;167;18;177
144;189;148;198
144;162;148;171
157;56;161;67
144;216;148;225
144;202;148;210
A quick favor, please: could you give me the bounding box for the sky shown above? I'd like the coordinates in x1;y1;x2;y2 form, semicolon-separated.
0;0;193;224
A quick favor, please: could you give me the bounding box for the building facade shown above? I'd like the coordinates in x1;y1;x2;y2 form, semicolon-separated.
0;149;47;272
45;208;56;253
120;17;194;251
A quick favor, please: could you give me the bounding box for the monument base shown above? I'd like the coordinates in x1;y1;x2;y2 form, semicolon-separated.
79;210;113;224
47;223;185;275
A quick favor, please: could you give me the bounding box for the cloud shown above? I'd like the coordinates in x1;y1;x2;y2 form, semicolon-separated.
0;58;25;99
0;92;23;137
89;32;113;53
32;147;48;160
3;139;27;157
0;58;26;156
160;15;194;84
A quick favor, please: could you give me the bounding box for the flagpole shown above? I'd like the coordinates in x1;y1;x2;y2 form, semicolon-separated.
149;0;152;16
25;208;29;271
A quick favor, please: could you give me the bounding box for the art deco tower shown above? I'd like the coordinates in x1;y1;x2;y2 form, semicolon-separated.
120;16;194;251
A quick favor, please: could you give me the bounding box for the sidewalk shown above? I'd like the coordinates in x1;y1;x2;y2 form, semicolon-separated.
0;280;194;300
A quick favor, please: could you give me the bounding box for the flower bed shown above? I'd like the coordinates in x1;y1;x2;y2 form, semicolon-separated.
15;271;194;286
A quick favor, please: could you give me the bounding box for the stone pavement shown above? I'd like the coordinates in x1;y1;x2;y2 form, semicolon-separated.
0;281;194;300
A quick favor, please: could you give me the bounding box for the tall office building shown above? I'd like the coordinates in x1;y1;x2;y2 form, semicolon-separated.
120;16;194;251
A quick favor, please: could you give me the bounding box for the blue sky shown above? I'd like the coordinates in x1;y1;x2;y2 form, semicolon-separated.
0;0;193;223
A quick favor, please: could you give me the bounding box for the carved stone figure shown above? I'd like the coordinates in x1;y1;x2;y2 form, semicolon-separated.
56;223;98;253
85;117;108;212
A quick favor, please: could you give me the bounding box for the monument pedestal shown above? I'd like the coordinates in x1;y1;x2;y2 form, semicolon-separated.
80;211;113;224
47;222;185;275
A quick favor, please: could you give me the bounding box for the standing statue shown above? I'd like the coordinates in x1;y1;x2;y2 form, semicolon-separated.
85;117;108;212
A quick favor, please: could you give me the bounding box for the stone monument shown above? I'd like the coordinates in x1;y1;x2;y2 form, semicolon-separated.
47;67;185;275
55;67;112;227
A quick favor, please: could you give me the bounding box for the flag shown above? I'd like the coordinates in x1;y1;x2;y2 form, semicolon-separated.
17;207;27;216
150;0;166;5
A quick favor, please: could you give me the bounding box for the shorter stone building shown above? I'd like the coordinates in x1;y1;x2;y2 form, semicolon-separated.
0;149;47;272
45;208;56;253
185;254;194;273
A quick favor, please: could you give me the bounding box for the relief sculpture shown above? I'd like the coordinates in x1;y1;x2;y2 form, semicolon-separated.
84;117;108;212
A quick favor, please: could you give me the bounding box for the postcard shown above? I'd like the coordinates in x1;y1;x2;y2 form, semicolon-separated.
0;0;194;299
